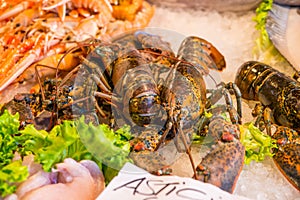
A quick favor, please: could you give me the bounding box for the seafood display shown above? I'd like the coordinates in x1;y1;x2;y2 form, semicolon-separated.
1;0;300;198
235;60;300;191
0;0;155;94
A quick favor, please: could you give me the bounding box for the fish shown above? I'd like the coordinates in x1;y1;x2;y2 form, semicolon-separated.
266;3;300;72
274;0;300;6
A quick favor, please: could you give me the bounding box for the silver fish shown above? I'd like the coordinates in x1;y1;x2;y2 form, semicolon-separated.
274;0;300;6
266;3;300;72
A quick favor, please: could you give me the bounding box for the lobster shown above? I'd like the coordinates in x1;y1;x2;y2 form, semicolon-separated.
69;30;244;193
234;60;300;191
0;74;96;131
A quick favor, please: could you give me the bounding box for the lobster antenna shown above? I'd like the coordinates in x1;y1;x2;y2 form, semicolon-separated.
53;41;88;123
52;39;105;123
206;72;218;87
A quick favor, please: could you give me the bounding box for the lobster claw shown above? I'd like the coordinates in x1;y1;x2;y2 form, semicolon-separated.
195;140;245;193
194;117;245;193
272;126;300;191
129;125;182;175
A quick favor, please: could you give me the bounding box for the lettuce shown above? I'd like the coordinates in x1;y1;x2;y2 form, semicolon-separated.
76;117;133;183
0;110;20;167
239;122;277;164
17;120;92;171
252;0;286;63
0;160;29;197
0;110;29;197
16;116;133;183
0;108;133;195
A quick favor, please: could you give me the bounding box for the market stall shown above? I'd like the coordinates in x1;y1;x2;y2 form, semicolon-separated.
0;1;299;200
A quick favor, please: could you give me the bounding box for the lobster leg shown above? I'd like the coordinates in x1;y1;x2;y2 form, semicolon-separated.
225;82;242;121
252;102;273;135
81;57;112;94
206;82;242;124
222;87;241;124
176;117;199;179
154;102;198;179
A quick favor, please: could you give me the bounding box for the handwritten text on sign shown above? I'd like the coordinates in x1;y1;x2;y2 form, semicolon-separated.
97;163;251;200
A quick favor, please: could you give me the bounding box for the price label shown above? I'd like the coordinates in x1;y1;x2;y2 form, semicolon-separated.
97;163;252;200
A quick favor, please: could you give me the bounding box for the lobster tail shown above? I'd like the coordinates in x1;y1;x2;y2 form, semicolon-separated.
177;36;226;75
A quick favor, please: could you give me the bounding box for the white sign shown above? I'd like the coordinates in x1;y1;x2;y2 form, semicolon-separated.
97;163;252;200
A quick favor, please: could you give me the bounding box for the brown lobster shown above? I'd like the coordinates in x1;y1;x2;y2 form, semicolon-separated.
235;61;300;191
75;30;244;193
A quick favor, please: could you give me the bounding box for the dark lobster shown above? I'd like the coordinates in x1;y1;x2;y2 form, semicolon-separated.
1;77;78;130
76;31;244;193
1;30;244;193
235;60;300;191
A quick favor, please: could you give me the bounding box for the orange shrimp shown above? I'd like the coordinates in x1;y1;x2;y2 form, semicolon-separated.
112;0;143;21
131;1;155;28
12;5;44;27
0;1;35;22
105;1;154;37
0;34;60;92
43;0;113;22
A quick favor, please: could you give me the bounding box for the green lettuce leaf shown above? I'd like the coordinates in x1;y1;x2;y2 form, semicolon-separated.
239;122;277;164
16;116;133;184
0;110;29;197
17;120;93;171
0;160;29;197
76;117;133;183
252;0;286;63
0;110;20;167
